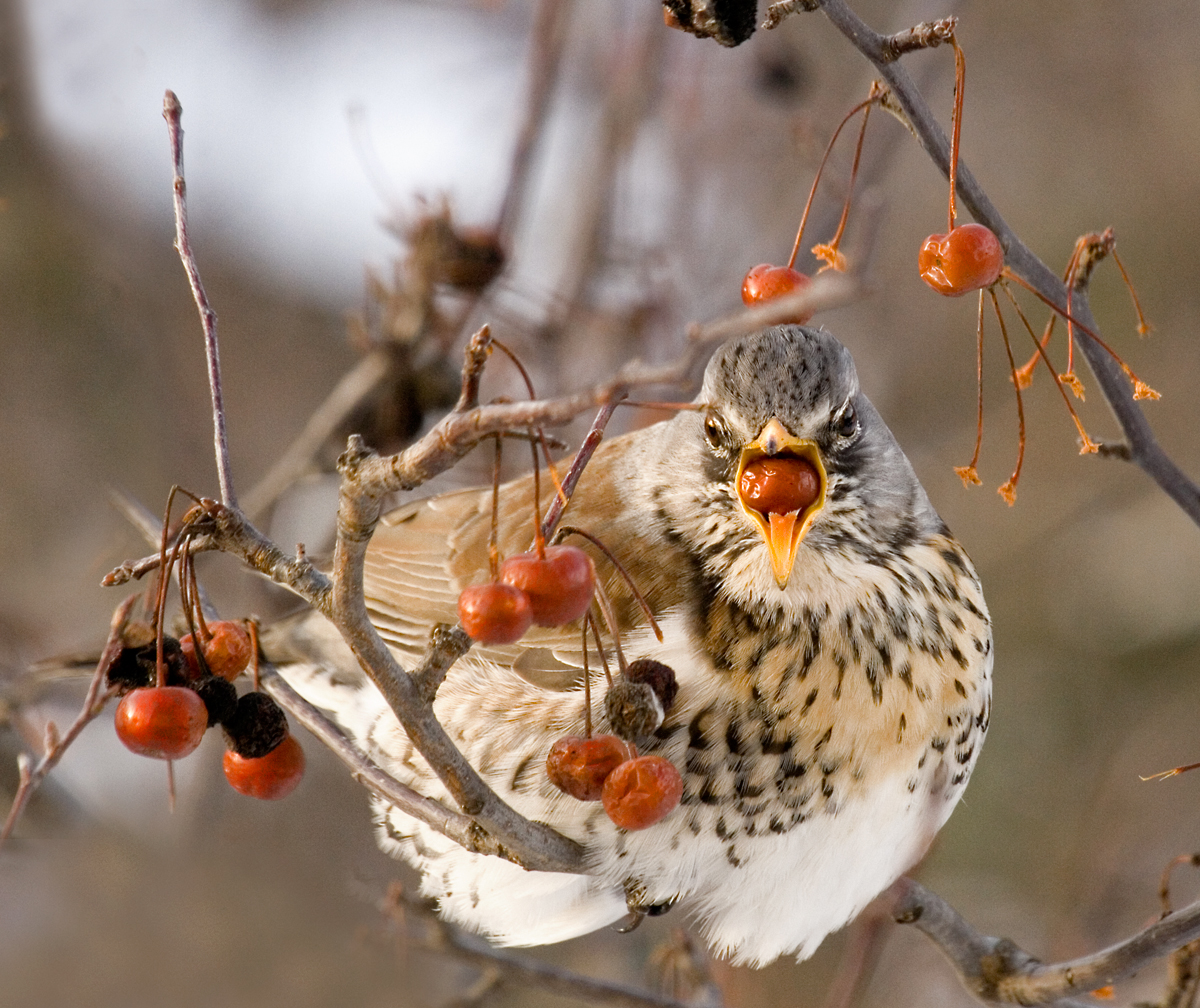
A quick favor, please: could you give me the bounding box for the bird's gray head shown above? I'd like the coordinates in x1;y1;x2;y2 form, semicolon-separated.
650;326;944;591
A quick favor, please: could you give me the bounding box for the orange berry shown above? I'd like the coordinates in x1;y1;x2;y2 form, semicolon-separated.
180;620;252;682
918;223;1003;296
741;264;813;323
222;733;306;800
546;735;633;801
114;686;208;760
458;582;534;644
499;545;595;627
601;755;683;830
739;457;820;515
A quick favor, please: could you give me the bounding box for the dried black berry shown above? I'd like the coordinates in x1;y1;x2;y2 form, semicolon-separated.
625;659;678;713
192;676;238;728
107;636;188;693
222;691;287;759
605;678;664;742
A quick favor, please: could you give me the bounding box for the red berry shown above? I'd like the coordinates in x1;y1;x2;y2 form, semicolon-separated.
114;686;208;760
601;755;684;830
546;735;633;801
180;620;252;682
739;457;821;515
222;733;306;800
741;264;813;323
918;223;1003;296
458;582;534;644
499;545;596;627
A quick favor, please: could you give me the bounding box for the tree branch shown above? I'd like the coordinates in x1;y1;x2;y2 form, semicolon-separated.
815;0;1200;529
1;595;137;842
164;91;237;509
894;877;1200;1005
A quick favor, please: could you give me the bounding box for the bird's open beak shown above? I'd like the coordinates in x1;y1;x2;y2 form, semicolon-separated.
735;417;827;589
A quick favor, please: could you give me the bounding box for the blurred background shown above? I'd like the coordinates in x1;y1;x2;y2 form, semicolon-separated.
2;0;1200;1005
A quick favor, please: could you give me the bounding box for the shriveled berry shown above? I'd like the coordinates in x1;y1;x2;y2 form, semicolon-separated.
601;756;684;831
222;691;288;759
918;223;1003;296
499;545;595;627
192;675;238;727
546;735;633;801
223;733;306;800
114;686;208;760
605;678;664;741
180;621;252;682
108;638;188;693
458;582;534;644
741;264;813;323
624;659;678;713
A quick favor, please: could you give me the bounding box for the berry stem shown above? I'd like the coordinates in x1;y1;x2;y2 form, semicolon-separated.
554;525;663;643
586;611;613;688
489;434;503;580
786;94;880;271
1001;284;1099;453
582;621;592;739
955;289;986;487
248;619;262;691
990;288;1026;505
1002;269;1160;400
813;83;880;272
589;579;627;675
947;39;965;234
1112;250;1152;337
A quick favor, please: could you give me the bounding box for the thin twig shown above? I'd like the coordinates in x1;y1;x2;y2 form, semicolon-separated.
163;91;236;509
2;594;137;842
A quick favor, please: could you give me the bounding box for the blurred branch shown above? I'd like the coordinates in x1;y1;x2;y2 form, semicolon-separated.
814;0;1200;529
894;877;1200;1006
241;348;392;521
375;881;711;1008
1;594;136;842
496;0;574;246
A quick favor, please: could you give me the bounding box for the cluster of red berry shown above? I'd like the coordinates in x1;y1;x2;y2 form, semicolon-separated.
451;343;686;831
740;37;1154;507
547;659;682;831
109;491;305;802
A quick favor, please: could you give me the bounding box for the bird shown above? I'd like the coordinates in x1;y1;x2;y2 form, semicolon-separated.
269;324;992;967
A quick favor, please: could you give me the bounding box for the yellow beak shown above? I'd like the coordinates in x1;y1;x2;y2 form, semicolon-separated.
735;417;827;589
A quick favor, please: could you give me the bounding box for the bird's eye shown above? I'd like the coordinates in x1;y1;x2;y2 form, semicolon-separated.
704;415;725;449
834;403;858;439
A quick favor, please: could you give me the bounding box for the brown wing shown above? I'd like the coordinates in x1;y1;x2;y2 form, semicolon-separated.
363;431;673;691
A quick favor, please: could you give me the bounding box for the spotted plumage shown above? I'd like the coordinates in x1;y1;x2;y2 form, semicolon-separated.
269;325;992;966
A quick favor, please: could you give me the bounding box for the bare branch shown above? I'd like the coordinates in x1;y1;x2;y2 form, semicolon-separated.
496;0;574;246
259;664;517;861
241;348;392;521
2;594;137;842
374;882;705;1008
163;91;236;509
894;877;1200;1005
815;0;1200;528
